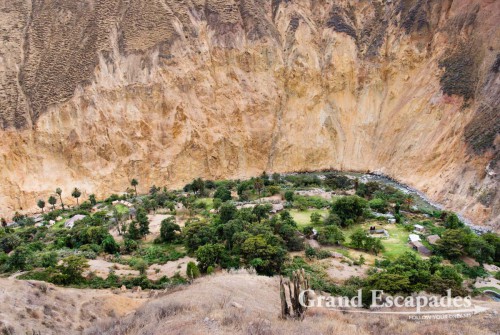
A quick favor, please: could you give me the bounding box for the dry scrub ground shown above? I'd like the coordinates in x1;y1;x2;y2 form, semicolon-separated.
1;272;498;335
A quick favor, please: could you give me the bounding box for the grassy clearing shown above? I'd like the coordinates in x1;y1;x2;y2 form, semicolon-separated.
290;209;328;227
115;204;129;215
342;221;414;260
196;198;214;210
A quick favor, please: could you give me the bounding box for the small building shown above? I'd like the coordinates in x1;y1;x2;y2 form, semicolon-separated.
33;215;43;224
408;234;421;243
64;215;86;229
388;218;396;224
427;235;441;245
411;241;431;256
414;224;425;232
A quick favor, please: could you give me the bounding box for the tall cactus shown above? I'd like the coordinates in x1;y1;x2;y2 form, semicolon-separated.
280;268;310;320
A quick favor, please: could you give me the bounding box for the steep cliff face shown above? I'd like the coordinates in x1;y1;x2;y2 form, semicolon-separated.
0;0;498;227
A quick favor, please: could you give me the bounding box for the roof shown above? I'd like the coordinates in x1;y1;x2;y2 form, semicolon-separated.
414;224;424;229
408;234;421;243
427;235;441;245
411;241;431;256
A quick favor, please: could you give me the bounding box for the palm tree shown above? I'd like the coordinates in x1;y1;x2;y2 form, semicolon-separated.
254;178;264;199
37;199;46;213
404;195;414;209
56;188;65;210
131;179;138;197
72;188;82;206
48;196;57;211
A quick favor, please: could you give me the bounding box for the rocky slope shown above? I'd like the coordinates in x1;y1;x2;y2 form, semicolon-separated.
2;273;499;335
0;0;498;227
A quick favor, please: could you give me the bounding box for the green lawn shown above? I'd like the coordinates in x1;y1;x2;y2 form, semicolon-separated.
196;198;214;210
115;204;130;215
342;221;414;260
290;209;328;227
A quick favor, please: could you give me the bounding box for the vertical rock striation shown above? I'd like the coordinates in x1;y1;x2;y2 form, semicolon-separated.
0;0;498;227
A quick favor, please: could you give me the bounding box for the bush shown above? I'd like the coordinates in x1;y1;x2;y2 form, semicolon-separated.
316;249;332;259
305;246;317;259
369;198;388;213
331;196;368;226
317;225;344;245
186;261;200;279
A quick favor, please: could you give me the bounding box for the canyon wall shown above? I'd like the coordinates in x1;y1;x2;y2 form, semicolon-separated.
0;0;498;227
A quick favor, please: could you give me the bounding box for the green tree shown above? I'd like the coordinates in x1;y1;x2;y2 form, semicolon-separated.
214;186;232;202
241;235;287;275
284;190;294;202
160;217;181;242
136;207;150;237
323;213;341;226
89;194;97;206
350;228;366;249
37;199;46;213
72;188;82;206
331;196;368;226
370;238;384;255
40;251;58;268
318;225;345;245
272;173;281;184
127;221;141;240
183;220;217;253
219;202;237;224
444;213;464;229
310;212;322;225
222;219;245;250
252;204;271;223
369;198;388;213
48;195;57;211
213;198;222;210
195;243;226;272
467;236;495;265
186;261;200;280
57;255;89;285
191;178;205;197
56;188;65;210
436;229;470;259
131;178;139;196
102;235;119;254
7;245;34;271
253;178;264;198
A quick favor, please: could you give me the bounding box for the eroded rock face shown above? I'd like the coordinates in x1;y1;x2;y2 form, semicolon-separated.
0;0;498;227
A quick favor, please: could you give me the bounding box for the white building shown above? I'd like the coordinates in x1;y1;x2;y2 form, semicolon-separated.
408;234;421;243
414;224;425;232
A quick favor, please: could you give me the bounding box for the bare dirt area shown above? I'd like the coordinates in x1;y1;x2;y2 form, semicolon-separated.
86;259;139;278
322;258;370;283
85;272;500;335
2;272;499;335
144;214;184;242
0;278;147;335
147;256;196;281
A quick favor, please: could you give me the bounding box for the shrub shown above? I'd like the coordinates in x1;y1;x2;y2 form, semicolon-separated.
331;196;368;226
316;249;332;259
186;261;200;279
369;198;388;213
305;246;317;259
